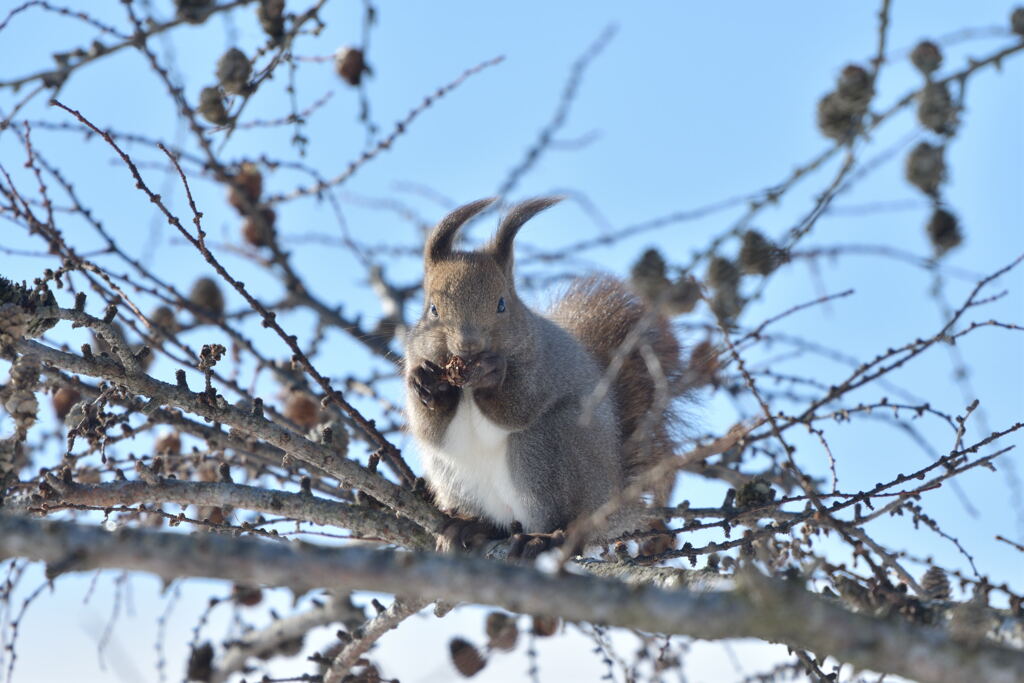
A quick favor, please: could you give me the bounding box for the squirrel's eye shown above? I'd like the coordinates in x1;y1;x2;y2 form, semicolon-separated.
496;297;506;313
429;303;438;318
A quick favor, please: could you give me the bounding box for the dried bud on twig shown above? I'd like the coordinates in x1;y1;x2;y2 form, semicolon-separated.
216;48;251;96
6;355;41;432
836;64;873;109
485;612;519;651
284;392;320;430
9;354;40;389
176;0;212;23
135;344;153;370
630;248;671;303
1012;7;1024;36
258;0;286;40
735;477;776;509
150;305;179;335
631;248;667;284
0;304;30;343
817;92;858;142
51;386;81;421
707;257;743;321
711;288;743;323
449;637;486;677
0;439;25;481
198;86;229;125
904;142;946;196
91;322;123;358
335;47;369;86
5;390;38;429
155;431;181;455
706;257;740;291
228;162;263;213
242;207;277;247
189;277;225;317
910;41;943;75
318;420;349;456
922;566;951;601
739;230;785;276
198;344;226;372
917;82;955;134
664;275;700;315
231;584;263;606
816;64;873;142
926;208;962;256
531;615;559;637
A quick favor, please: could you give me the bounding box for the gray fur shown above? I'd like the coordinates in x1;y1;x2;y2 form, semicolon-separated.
404;198;679;535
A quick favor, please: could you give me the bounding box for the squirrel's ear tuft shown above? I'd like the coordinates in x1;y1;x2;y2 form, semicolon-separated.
489;197;564;268
425;197;498;263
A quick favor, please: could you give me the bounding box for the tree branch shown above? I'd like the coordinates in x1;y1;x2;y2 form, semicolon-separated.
211;593;365;683
0;514;1021;683
17;477;432;549
12;334;445;533
322;597;430;683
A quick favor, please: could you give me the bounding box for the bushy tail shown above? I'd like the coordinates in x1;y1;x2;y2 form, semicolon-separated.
549;276;684;494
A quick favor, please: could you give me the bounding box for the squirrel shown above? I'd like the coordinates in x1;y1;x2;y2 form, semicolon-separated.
404;197;683;556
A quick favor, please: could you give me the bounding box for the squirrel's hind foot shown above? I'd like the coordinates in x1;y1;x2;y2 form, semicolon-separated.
508;529;568;560
436;516;505;553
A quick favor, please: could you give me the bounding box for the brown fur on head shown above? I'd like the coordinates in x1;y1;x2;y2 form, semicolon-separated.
417;197;562;361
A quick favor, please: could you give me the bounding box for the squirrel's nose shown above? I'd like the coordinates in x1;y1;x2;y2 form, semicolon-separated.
452;329;485;357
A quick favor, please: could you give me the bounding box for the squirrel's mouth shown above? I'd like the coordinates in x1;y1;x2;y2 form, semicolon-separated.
441;353;497;387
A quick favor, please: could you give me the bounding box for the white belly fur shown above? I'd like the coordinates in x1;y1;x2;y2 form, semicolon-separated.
421;390;532;529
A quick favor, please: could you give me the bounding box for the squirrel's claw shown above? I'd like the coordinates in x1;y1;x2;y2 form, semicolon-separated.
508;529;566;560
436;517;503;553
410;360;456;410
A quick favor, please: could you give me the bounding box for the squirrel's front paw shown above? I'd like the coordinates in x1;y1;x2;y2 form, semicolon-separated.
465;351;506;390
410;360;458;410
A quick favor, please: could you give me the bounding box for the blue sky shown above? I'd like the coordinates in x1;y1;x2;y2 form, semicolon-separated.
1;1;1022;681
